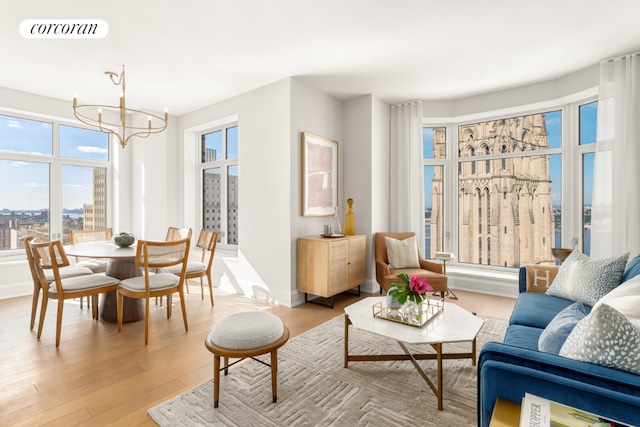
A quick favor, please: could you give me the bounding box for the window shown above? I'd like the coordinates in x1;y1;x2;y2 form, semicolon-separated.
456;112;561;267
579;101;598;256
422;127;445;258
425;97;597;270
0;114;110;252
200;123;238;246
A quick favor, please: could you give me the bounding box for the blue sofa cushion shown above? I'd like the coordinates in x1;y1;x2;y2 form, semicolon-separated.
538;301;588;354
561;303;640;375
622;254;640;284
546;250;629;306
503;324;543;350
509;292;588;329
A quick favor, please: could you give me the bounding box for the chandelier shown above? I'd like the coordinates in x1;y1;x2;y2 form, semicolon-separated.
72;65;168;148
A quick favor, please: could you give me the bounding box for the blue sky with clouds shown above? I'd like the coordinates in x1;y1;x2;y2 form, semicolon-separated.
0;115;108;211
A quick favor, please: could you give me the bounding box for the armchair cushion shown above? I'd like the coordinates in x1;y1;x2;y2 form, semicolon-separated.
384;235;420;268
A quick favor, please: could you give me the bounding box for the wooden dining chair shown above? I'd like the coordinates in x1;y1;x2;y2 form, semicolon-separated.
117;237;191;345
155;227;193;305
164;229;218;306
30;240;120;347
23;236;94;331
69;228;113;273
165;226;192;242
70;228;113;310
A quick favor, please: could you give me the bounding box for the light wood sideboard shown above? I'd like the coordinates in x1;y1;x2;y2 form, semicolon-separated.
297;235;366;307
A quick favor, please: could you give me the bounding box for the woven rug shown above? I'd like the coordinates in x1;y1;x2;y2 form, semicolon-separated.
148;314;507;426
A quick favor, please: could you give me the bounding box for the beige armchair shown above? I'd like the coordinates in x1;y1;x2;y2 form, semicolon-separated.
374;232;448;294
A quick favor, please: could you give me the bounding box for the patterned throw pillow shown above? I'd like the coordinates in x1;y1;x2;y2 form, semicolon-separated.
546;250;629;306
538;301;588;354
594;275;640;330
385;236;420;269
559;303;640;375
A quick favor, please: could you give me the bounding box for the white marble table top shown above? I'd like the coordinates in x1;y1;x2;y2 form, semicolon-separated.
344;296;484;345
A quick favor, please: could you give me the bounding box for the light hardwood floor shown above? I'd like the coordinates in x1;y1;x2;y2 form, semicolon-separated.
0;284;515;426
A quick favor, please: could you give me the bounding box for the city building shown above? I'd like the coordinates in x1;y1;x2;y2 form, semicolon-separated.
430;116;554;267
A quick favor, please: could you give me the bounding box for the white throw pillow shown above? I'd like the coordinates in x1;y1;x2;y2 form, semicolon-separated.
594;274;640;329
546;250;629;306
560;303;640;375
385;236;420;269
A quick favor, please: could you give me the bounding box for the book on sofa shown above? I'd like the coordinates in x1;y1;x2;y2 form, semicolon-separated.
520;393;633;427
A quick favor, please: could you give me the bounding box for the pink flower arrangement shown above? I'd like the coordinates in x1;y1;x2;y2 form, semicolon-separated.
409;275;432;295
388;274;433;305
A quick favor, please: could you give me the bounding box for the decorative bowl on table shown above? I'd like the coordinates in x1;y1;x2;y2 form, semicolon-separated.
112;232;136;248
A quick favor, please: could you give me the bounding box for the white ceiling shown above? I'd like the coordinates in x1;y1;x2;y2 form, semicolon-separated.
3;0;640;116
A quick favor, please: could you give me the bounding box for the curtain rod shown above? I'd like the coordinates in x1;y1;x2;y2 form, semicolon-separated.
601;51;640;63
391;100;422;108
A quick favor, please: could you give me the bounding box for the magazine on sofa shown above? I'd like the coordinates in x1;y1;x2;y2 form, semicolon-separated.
519;393;634;427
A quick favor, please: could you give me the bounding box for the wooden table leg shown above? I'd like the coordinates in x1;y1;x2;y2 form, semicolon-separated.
435;342;443;411
344;314;351;368
100;259;144;323
214;354;220;408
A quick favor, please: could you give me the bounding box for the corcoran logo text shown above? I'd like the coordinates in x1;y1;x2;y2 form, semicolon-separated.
20;19;108;39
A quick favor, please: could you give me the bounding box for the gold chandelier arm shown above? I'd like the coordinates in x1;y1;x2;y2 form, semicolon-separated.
72;65;168;148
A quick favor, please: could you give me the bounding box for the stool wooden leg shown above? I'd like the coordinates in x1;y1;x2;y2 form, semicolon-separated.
214;354;220;408
271;349;278;403
224;357;229;375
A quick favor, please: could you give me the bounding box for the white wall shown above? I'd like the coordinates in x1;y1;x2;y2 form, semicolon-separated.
422;64;599;119
178;78;294;306
342;95;391;293
289;78;344;305
128;113;180;241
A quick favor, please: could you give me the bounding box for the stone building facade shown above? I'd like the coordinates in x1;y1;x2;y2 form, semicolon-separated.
430;114;554;267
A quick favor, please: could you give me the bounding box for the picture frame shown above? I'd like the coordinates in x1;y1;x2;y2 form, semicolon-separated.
301;132;338;216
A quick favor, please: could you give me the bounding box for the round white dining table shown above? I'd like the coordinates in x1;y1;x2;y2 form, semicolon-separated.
64;241;144;323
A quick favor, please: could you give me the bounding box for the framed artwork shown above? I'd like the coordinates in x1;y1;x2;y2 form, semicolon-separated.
301;132;338;216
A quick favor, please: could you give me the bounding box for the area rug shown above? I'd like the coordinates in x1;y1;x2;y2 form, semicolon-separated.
148;314;507;426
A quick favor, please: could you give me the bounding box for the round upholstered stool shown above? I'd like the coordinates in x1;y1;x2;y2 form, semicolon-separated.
205;311;289;408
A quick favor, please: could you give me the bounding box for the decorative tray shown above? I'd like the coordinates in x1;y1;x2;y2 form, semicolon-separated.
372;298;444;328
321;233;345;238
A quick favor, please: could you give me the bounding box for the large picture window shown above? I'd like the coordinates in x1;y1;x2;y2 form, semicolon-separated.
456;112;561;267
425;99;597;270
0;113;110;252
579;101;598;256
423;127;446;259
200;124;238;246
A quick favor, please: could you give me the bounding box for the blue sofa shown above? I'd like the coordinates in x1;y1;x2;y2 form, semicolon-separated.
477;263;640;427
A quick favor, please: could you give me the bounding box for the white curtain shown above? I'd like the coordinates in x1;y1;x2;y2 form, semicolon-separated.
390;101;425;249
590;53;640;259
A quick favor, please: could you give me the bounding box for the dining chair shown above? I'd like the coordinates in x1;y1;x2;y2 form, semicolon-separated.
69;228;113;273
164;229;218;306
30;240;120;347
155;227;193;305
23;236;94;331
117;237;191;345
165;226;193;242
70;228;113;310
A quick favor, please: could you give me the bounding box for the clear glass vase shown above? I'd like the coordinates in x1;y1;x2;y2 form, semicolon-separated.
402;300;423;325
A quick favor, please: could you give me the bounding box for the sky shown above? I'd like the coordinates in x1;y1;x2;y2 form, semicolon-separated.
423;104;598;209
0;114;108;211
